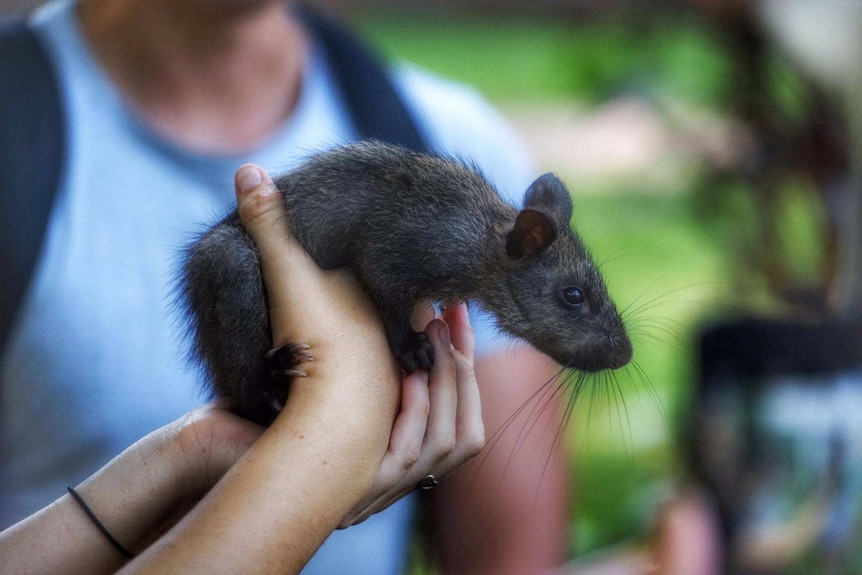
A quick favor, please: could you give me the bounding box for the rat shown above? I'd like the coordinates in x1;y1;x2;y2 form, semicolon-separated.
180;141;632;425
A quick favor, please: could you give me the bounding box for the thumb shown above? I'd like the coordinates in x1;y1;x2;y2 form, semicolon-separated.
234;164;287;252
233;164;325;341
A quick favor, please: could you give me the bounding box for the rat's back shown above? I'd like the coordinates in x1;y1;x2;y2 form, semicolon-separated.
181;142;513;422
277;141;509;272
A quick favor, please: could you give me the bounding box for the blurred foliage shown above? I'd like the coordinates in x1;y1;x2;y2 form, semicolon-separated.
567;187;731;553
350;7;827;567
351;11;736;108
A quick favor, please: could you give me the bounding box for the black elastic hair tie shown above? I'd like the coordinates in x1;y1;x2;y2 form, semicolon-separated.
66;486;136;559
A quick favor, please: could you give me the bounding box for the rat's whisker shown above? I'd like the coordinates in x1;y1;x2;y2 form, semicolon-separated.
469;367;564;493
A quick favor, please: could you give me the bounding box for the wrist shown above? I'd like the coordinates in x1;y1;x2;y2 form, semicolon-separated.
72;426;190;554
169;407;264;500
263;369;400;514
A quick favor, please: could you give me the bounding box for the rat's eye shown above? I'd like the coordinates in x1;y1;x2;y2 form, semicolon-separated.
562;287;585;307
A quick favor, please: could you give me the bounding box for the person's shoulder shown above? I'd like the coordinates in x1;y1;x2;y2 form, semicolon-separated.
389;63;535;204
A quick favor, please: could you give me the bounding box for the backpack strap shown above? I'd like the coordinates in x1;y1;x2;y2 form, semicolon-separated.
0;9;428;355
298;6;429;153
0;20;66;356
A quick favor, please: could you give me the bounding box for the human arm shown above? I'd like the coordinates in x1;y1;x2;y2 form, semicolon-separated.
0;164;484;575
120;165;480;574
0;403;264;575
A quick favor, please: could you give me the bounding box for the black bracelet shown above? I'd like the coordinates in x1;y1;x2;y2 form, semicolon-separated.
66;486;136;559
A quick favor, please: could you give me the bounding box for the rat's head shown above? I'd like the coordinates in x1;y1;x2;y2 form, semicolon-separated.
485;173;632;372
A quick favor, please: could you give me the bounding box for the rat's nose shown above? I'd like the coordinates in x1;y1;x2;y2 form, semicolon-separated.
607;336;633;370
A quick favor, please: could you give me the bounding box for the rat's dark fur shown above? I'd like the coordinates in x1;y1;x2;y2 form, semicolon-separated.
180;141;632;425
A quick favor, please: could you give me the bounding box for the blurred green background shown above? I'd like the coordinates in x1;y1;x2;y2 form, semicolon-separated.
0;0;842;570
343;4;831;568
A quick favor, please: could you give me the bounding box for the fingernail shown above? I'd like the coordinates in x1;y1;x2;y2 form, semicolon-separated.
236;165;262;194
439;321;451;347
457;302;470;321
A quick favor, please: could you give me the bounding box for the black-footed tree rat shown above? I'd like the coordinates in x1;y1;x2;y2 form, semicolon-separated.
180;141;632;425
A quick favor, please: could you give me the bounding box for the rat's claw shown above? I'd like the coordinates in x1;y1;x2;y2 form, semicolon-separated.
272;369;307;378
266;343;313;368
266;343;312;357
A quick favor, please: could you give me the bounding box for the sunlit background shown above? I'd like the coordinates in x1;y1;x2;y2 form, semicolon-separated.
3;0;859;572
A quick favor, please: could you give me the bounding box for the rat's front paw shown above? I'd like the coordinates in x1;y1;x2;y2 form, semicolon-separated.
396;331;435;373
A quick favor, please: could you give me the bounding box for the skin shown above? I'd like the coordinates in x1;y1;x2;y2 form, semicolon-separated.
648;490;723;575
75;0;569;571
432;351;569;574
78;0;307;154
0;166;484;574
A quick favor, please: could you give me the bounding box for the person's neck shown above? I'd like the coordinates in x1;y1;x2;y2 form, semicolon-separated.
78;0;306;155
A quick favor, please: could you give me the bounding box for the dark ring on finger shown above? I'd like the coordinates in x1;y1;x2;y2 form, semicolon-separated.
418;474;438;490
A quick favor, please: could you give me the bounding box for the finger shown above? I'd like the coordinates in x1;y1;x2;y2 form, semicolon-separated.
234;164;290;255
442;302;474;359
386;371;431;471
450;344;484;462
386;318;482;502
438;304;483;464
402;319;482;484
234;164;326;339
421;319;458;464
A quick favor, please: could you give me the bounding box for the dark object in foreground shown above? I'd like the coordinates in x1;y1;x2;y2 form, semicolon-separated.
694;319;862;574
180;141;631;424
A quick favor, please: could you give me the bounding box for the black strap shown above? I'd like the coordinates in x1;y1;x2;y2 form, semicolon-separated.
0;19;66;356
298;6;428;152
0;9;427;356
66;486;137;560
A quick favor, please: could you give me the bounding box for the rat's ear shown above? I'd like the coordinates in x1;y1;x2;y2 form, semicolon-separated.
506;208;557;259
523;173;573;226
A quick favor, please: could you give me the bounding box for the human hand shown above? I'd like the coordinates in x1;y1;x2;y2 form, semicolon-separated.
235;164;485;527
339;302;485;528
164;401;265;501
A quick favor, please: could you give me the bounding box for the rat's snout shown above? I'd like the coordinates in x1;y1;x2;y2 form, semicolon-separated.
607;335;633;370
553;331;633;373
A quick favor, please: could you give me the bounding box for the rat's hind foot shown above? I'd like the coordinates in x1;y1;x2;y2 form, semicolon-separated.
395;331;435;373
266;343;314;366
262;343;314;409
